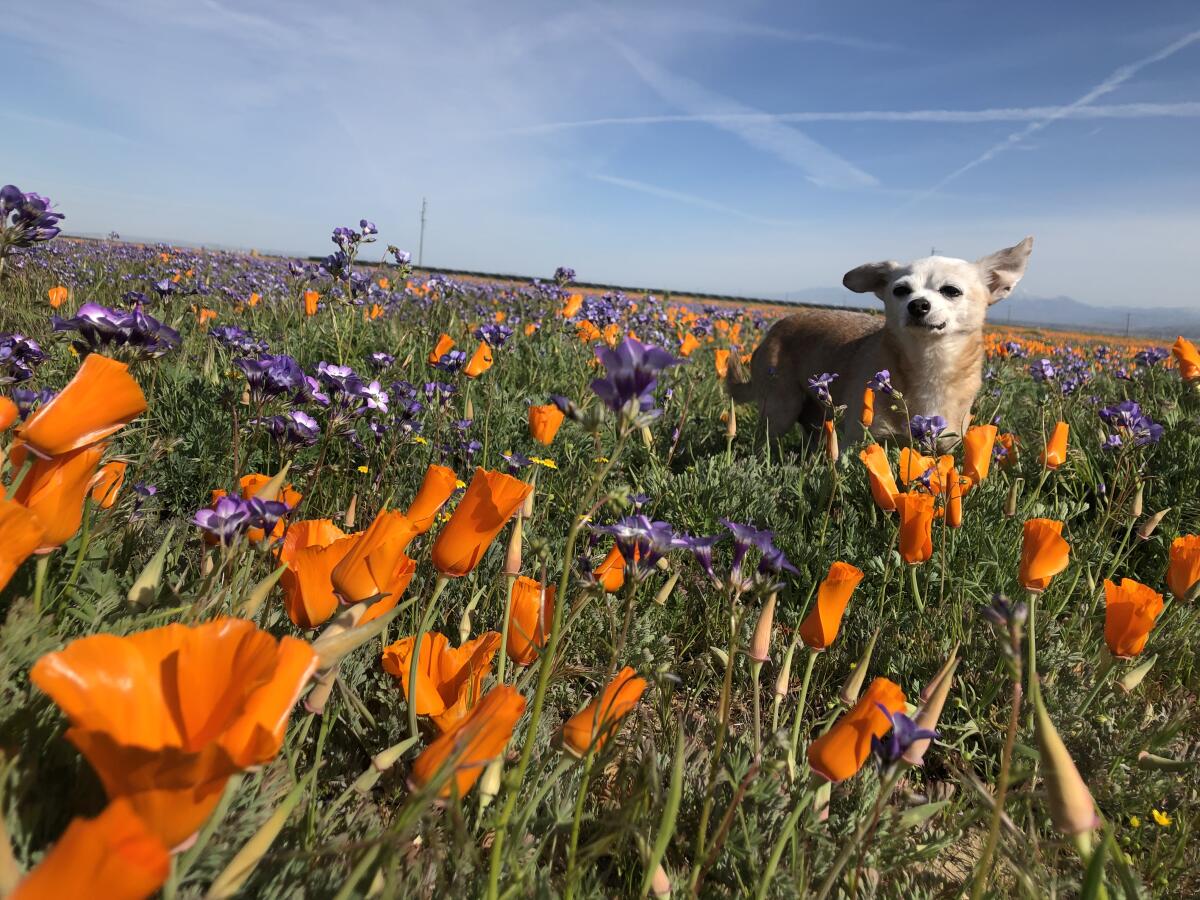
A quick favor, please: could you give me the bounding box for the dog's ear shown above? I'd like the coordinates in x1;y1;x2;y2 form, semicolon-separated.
842;261;899;298
976;236;1033;304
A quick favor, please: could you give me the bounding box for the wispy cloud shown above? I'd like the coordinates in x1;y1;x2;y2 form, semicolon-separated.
609;41;878;190
502;101;1200;135
588;173;794;226
916;29;1200;200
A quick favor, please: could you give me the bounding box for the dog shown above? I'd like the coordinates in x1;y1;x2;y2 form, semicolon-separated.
727;237;1033;446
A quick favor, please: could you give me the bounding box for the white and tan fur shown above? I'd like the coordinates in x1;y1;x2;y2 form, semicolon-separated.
727;238;1033;446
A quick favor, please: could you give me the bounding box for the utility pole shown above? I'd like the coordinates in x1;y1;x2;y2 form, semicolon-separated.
418;198;427;268
1125;312;1131;337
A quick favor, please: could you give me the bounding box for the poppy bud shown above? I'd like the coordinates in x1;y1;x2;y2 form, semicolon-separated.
459;609;472;645
1118;653;1156;693
1136;508;1170;541
126;525;175;607
920;643;960;703
904;658;958;767
748;593;776;664
650;862;671;899
1130;482;1144;519
1032;688;1099;837
774;639;796;700
504;513;523;577
344;493;358;529
823;420;838;462
838;628;879;706
478;757;504;810
653;571;680;606
239;563;287;619
641;425;654;449
726;402;737;440
1135;750;1194;772
1005;477;1023;517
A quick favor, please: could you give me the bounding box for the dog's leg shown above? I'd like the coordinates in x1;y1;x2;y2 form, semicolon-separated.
760;392;804;443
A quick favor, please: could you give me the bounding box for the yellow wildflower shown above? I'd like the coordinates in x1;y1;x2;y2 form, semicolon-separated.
1152;809;1172;827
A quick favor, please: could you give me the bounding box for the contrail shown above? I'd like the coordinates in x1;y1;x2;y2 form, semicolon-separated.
588;174;795;226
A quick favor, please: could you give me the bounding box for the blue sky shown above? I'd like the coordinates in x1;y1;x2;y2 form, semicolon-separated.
5;0;1200;306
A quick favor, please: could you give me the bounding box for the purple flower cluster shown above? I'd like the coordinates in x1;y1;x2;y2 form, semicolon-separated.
590;337;682;419
908;414;948;450
807;372;838;406
868;369;894;395
1133;347;1169;367
193;494;290;545
1099;400;1164;448
872;706;937;768
210;324;269;355
235;354;306;402
0;333;46;384
475;322;513;349
52;302;181;359
553;266;576;285
1030;358;1056;382
593;515;677;576
1;185;64;249
257;410;321;447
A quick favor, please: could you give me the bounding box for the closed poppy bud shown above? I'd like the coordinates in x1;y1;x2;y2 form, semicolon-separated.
651;863;671;899
838;628;879;706
1166;535;1200;601
561;666;648;758
1172;335;1200;381
46;284;69;309
947;470;966;529
855;446;898;515
10;799;170;900
0;498;46;592
748;593;777;663
431;468;532;577
904;658;958;767
860;387;875;429
90;460;127;509
0;394;17;431
30;619;318;848
823;420;838;461
10;443;105;552
405;464;458;534
799;561;865;650
1136;508;1170;541
1103;578;1163;658
1040;421;1069;470
1032;687;1099;836
478;757;504;810
896;492;935;564
506;577;555;666
280;536;356;629
808;677;906;783
593;544;627;593
1118;653;1157;693
1004;477;1023;517
16;354;147;458
1019;518;1070;593
962;424;998;486
528;403;566;446
382;631;501;732
331;510;419;609
725;402;737;440
463;341;494;378
409;685;526;798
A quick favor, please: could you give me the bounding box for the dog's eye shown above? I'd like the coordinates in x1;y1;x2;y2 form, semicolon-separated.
893;284;913;297
939;285;962;298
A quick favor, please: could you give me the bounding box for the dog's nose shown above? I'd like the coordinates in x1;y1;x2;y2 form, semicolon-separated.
907;298;931;318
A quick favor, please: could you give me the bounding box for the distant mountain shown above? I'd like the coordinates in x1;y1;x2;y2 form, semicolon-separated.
769;287;1200;341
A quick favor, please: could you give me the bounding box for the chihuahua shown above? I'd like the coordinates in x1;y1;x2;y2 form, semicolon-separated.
727;237;1033;446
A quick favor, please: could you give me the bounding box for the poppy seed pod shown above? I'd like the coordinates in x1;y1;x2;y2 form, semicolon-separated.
1032;688;1099;837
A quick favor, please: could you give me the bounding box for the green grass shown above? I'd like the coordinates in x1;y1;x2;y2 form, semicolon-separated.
1;240;1198;898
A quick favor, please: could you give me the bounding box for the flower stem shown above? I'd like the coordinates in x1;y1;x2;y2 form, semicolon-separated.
564;749;596;898
496;573;517;684
32;555;50;617
969;657;1023;899
1077;653;1117;718
812;767;905;900
786;650;820;780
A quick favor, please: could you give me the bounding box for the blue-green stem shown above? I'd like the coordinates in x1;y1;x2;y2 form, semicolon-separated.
786;649;820;780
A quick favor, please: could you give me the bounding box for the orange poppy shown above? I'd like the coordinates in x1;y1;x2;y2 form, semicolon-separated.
30;619;318;848
807;677;906;783
90;460;127;509
463;341;494;378
679;333;701;357
714;349;731;379
561;293;584;318
896;492;935;564
0;394;17;431
561;666;648;758
378;277;390;290
280;535;356;629
196;308;216;327
996;432;1020;468
860;387;875;428
1040;421;1069;469
16;354;146;458
431;468;532;577
246;292;261;308
382;631;501;732
528;403;566;446
1019;518;1070;593
277;518;347;564
576;320;602;343
523;322;539;337
330;510;419;617
47;285;69;309
963;424;998;485
859;444;900;511
1104;578;1164;658
304;290;320;316
593;543;627;592
1173;335;1200;381
822;420;838;460
798;561;865;650
9;443;105;552
409;685;526;798
898;447;936;486
1167;534;1200;601
428;333;455;364
0;498;46;592
406;463;459;533
10;798;169;900
507;576;556;665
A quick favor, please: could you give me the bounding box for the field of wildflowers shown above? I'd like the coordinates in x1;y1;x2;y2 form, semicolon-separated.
1;186;1198;899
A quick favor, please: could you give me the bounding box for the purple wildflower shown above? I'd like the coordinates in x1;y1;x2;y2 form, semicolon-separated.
590;337;682;418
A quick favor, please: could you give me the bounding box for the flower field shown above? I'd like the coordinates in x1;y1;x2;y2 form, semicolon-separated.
1;194;1199;898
